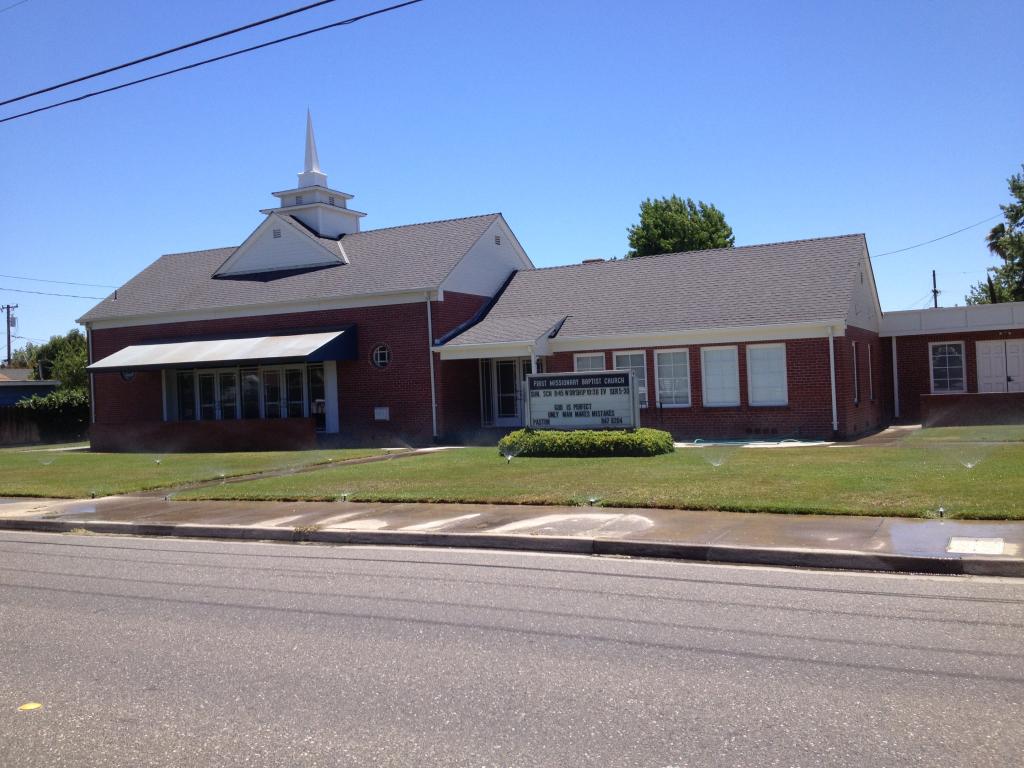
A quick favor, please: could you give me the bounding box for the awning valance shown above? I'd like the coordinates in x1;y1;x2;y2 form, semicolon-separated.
87;327;356;372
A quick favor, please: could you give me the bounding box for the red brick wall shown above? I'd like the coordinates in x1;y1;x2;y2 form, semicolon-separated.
544;336;848;440
834;326;887;437
90;291;489;446
91;418;316;452
893;329;1024;422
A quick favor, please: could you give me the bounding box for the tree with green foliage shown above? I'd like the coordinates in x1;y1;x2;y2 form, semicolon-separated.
22;329;88;389
966;165;1024;304
627;195;734;258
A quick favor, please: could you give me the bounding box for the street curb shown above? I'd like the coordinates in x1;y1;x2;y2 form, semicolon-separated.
1;518;1022;577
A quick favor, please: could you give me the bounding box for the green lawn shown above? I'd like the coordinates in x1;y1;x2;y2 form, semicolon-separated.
0;448;384;498
905;424;1024;443
175;429;1024;519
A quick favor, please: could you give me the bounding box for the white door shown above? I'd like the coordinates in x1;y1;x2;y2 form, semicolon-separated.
1007;340;1024;393
492;358;532;427
977;341;1008;393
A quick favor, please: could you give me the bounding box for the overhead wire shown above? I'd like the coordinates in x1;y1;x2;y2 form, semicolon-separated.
0;286;104;299
0;272;117;289
0;0;340;108
872;214;1002;258
0;0;424;124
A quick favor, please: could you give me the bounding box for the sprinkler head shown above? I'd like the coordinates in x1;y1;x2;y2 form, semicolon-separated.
937;507;945;518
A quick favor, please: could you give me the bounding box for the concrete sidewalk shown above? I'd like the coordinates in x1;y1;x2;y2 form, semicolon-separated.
1;494;1023;576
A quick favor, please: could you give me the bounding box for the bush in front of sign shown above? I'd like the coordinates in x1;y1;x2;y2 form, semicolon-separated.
498;428;674;458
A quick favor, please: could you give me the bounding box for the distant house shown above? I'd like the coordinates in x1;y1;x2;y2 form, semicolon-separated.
79;117;1024;450
0;369;59;406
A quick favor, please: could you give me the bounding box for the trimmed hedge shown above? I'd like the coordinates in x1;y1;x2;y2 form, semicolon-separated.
498;428;675;458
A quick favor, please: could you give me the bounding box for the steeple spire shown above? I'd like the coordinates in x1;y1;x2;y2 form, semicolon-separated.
304;109;321;174
297;110;328;188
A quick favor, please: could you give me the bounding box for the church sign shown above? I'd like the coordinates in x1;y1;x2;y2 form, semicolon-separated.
525;371;639;430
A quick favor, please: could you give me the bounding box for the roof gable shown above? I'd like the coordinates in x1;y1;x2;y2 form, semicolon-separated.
213;213;347;277
79;213;504;325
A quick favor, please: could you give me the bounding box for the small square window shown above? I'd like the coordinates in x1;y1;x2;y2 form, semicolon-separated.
374;406;390;421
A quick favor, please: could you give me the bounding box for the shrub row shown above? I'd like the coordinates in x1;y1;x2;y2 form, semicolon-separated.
498;428;675;458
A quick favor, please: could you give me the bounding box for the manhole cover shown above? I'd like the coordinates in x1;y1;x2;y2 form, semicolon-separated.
947;537;1005;555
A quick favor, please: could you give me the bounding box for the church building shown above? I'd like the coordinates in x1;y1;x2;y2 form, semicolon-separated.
81;118;1024;450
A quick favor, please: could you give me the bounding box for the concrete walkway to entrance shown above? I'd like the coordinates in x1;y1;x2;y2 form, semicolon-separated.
2;492;1022;577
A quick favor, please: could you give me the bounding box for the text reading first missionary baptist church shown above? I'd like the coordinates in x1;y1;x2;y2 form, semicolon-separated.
526;372;639;429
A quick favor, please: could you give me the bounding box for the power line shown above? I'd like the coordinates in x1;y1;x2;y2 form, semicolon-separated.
0;0;33;16
0;272;117;289
0;285;104;299
0;0;339;108
872;214;1002;258
0;0;424;124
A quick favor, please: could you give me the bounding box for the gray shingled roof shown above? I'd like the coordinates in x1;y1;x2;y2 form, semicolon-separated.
444;234;866;346
79;214;501;323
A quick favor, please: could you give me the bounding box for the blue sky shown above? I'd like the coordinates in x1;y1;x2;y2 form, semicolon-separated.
0;0;1020;352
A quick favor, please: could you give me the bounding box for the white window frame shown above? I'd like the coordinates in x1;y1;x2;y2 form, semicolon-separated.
614;349;648;408
852;341;859;405
573;352;606;372
654;348;691;408
745;343;788;407
700;346;740;408
928;341;967;394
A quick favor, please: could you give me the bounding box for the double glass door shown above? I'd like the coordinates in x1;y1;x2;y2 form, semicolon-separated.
197;370;239;421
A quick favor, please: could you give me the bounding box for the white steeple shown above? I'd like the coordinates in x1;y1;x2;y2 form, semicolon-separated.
265;111;366;237
298;110;327;188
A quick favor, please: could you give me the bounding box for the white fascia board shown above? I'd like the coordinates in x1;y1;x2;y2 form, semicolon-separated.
88;289;439;331
548;321;846;353
436;342;534;360
271;186;354;199
881;302;1024;337
260;204;367;218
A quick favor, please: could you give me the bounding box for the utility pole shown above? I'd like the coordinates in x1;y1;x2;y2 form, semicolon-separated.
931;270;940;309
2;304;17;366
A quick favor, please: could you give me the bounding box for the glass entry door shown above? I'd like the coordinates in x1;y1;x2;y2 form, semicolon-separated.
491;358;533;427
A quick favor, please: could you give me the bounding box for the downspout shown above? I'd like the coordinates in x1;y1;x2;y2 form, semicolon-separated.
425;293;438;440
828;325;839;433
891;337;900;419
86;325;96;424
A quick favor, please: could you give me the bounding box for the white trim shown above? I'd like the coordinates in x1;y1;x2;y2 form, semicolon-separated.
928;340;967;394
573;352;606;372
654;347;691;408
426;294;438;439
745;343;788;407
84;289;438;330
852;341;859;405
613;349;649;409
881;301;1024;337
892;338;900;418
700;345;740;408
439;320;847;360
549;320;845;353
828;327;838;431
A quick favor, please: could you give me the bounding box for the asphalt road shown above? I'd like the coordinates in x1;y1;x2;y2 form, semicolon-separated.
1;532;1022;768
